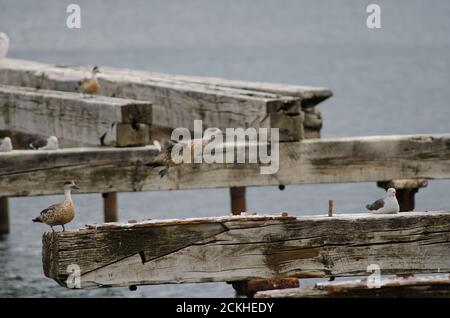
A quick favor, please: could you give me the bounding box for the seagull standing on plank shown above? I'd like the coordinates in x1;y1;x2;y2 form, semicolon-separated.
29;135;59;150
78;66;100;96
0;137;13;152
0;32;9;60
32;181;79;232
366;188;400;214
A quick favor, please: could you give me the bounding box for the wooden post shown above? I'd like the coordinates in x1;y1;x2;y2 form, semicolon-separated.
230;187;246;215
102;192;118;222
0;196;9;235
377;179;428;212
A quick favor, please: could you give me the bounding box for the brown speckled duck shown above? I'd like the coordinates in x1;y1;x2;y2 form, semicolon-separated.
32;181;79;232
78;66;100;95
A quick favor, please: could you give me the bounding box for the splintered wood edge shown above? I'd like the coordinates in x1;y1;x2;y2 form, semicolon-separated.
76;211;449;231
84;214;299;230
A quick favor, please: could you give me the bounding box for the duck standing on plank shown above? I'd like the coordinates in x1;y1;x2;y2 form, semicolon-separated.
32;181;79;232
366;188;400;214
78;66;100;96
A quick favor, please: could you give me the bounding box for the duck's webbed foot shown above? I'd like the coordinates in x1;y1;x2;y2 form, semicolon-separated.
62;224;66;232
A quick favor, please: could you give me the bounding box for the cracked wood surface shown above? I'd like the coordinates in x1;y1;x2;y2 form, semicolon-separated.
1;133;450;196
42;211;450;288
0;84;152;146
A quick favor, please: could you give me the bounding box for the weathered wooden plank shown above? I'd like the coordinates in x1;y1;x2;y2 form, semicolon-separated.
0;133;449;196
41;211;450;288
0;85;152;146
0;58;303;134
96;67;333;106
255;274;450;298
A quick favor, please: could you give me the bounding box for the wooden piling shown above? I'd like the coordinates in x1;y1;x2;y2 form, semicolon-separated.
102;192;118;222
230;187;246;215
328;200;333;217
0;196;9;235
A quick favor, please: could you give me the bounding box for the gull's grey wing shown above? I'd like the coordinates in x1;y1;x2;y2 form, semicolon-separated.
30;138;47;149
366;198;385;211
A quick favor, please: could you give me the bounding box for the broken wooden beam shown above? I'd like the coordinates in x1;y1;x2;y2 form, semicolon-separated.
114;67;333;107
42;211;450;288
1;133;450;196
0;85;152;147
255;274;450;298
0;58;306;139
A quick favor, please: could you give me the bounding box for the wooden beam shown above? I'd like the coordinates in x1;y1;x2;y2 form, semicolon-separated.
0;58;304;134
104;66;333;106
41;211;450;288
0;85;152;147
0;196;9;235
255;274;450;298
1;133;450;196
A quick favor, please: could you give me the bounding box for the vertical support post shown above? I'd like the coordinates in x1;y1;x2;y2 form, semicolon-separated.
395;189;417;212
377;179;428;212
230;187;246;215
102;192;118;222
0;196;10;235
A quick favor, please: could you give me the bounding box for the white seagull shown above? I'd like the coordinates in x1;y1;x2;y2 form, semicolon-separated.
0;137;13;152
366;188;400;214
0;32;9;60
29;135;59;150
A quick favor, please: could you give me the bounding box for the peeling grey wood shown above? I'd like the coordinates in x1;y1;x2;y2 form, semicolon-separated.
1;133;450;196
41;211;450;288
255;274;450;298
0;85;152;146
98;67;333;106
0;58;304;134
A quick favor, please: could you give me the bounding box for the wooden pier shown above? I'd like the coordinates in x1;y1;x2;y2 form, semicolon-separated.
42;211;450;289
1;57;449;297
0;58;323;141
